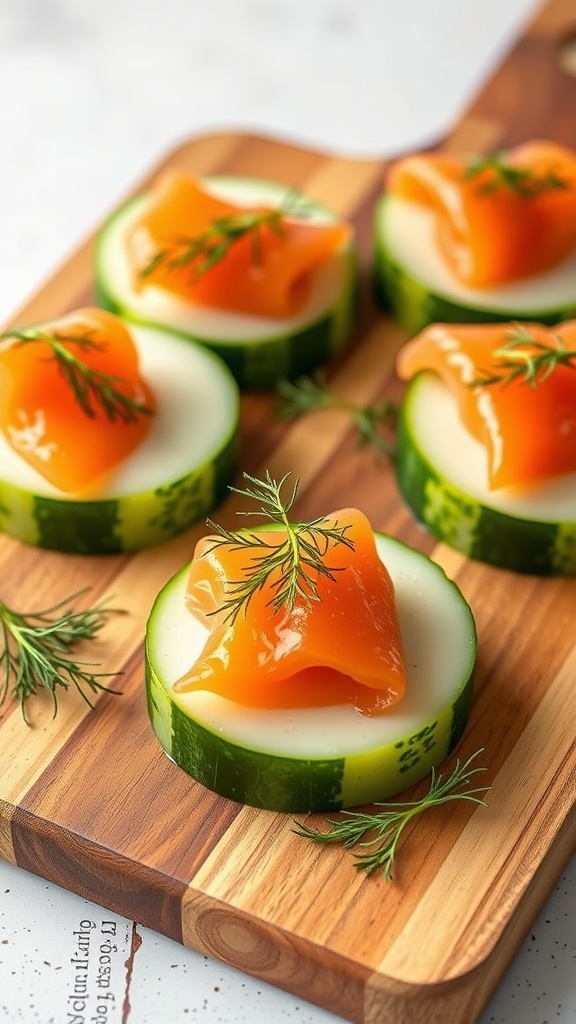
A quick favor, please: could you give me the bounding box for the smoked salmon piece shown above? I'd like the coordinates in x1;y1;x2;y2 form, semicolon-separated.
397;320;576;490
388;141;576;287
174;508;406;715
0;307;156;493
128;169;351;319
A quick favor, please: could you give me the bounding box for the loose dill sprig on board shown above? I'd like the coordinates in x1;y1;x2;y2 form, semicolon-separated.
0;327;154;423
0;589;124;724
470;326;576;390
205;471;355;622
140;191;306;282
464;152;568;198
275;373;398;458
294;749;490;880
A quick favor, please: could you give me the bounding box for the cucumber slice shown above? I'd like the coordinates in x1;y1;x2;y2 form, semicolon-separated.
95;177;358;391
0;324;239;554
145;534;476;813
396;372;576;575
374;194;576;335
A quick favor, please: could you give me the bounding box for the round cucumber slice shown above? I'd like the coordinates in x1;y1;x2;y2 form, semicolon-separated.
396;372;576;575
0;324;239;554
95;176;358;391
374;194;576;335
145;533;476;813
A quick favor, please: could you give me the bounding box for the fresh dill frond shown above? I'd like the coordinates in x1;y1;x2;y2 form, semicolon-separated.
464;151;568;198
275;373;398;458
470;325;576;389
0;588;124;724
0;327;154;423
205;470;355;622
140;191;306;282
294;749;490;880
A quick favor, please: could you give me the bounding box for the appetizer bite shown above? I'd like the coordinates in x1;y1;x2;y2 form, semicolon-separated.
374;141;576;334
145;473;476;813
395;320;576;574
95;169;357;390
0;307;239;554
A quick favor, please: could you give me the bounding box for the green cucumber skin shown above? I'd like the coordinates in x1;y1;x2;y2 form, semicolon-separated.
144;547;475;814
149;661;346;813
95;200;358;392
373;197;576;336
146;658;473;813
0;433;237;556
395;380;576;576
98;281;352;392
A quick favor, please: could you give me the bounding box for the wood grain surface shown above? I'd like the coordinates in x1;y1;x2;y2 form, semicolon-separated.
2;1;576;1022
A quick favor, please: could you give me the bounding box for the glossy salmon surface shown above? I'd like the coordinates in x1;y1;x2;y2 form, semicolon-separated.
388;141;576;288
397;320;576;490
0;307;156;493
174;508;406;715
129;169;351;318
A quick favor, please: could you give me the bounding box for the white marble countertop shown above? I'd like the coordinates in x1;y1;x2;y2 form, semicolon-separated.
1;1;575;1022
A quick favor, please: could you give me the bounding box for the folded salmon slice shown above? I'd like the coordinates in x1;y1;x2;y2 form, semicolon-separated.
174;508;406;715
388;141;576;287
128;169;351;319
0;307;156;493
397;320;576;490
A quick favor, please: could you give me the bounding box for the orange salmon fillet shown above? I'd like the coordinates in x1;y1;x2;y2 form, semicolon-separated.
128;169;351;318
388;141;576;288
0;307;155;493
174;508;406;716
397;320;576;490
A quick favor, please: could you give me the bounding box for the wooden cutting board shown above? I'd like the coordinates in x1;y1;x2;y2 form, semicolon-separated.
2;2;576;1021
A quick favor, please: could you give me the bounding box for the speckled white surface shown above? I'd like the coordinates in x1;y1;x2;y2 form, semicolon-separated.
1;1;575;1022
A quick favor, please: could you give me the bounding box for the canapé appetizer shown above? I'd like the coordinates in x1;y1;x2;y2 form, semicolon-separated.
395;320;576;574
0;307;239;553
145;473;476;812
374;141;576;334
96;169;357;390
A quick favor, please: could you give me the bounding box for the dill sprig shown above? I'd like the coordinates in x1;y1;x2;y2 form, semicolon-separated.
470;326;576;390
0;327;154;423
464;151;568;198
0;588;124;724
205;471;355;622
275;373;398;458
140;191;305;282
294;749;490;880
